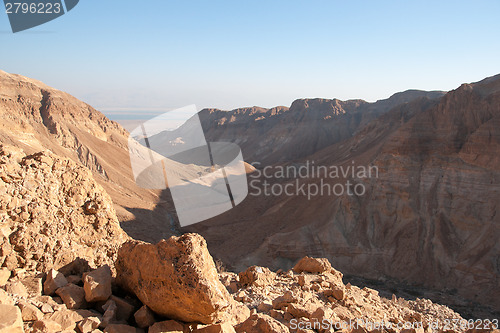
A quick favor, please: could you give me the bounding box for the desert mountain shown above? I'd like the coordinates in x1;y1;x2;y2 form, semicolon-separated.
0;143;471;333
0;70;178;241
1;69;499;320
147;90;444;166
186;75;500;314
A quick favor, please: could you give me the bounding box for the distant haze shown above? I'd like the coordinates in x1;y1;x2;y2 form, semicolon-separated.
2;1;500;113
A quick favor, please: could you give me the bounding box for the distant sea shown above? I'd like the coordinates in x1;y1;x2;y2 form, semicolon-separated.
103;110;166;133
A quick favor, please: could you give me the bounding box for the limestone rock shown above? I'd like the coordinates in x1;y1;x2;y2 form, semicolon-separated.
77;317;101;333
148;320;185;333
56;283;87;309
238;266;276;287
0;304;23;333
134;305;155;329
18;299;44;321
109;295;136;322
0;289;15;305
272;291;296;310
43;269;68;296
234;313;289;333
116;234;232;324
195;323;236;333
32;319;63;333
83;265;112;302
0;268;10;287
103;324;137;333
0;145;129;274
292;257;332;274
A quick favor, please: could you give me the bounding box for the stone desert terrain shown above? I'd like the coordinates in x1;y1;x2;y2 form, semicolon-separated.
0;70;499;332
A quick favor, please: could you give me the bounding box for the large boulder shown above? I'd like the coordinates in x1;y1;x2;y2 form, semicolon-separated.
238;266;276;287
292;256;333;274
116;233;233;324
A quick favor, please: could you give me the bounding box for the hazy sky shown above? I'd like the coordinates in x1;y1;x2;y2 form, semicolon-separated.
1;0;500;116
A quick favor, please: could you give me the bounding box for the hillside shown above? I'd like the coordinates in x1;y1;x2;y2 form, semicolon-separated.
0;70;178;241
1;70;498;320
186;75;500;316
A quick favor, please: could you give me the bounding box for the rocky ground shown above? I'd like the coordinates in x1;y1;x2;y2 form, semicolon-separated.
1;145;498;332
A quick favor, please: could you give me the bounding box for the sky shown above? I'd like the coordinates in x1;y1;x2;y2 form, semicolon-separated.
1;0;500;118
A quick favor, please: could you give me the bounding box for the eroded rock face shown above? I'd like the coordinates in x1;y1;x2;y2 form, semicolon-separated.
188;75;500;312
116;233;233;324
0;145;129;273
0;69;177;247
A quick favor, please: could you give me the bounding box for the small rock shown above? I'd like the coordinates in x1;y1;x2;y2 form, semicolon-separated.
32;319;63;333
5;280;28;298
238;266;276;287
110;295;136;322
234;313;289;333
324;285;345;301
134;305;155;328
103;324;137;333
67;275;83;285
287;302;316;319
83;200;99;215
0;268;11;286
77;317;101;333
257;301;273;313
47;309;87;331
272;291;296;310
195;323;236;333
149;320;185;333
83;265;112;302
56;283;87;309
44;269;68;296
100;299;117;328
0;289;15;305
21;276;43;297
18;299;44;321
40;303;54;314
0;304;24;333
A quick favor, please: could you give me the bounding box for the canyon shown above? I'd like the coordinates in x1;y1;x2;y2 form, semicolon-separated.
1;69;499;324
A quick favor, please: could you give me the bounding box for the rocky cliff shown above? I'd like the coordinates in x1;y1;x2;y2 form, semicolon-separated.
0;144;128;273
1;69;499;323
0;70;177;242
147;90;444;166
186;75;500;315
